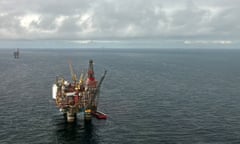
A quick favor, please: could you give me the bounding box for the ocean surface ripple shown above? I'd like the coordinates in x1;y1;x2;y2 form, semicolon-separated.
1;49;240;144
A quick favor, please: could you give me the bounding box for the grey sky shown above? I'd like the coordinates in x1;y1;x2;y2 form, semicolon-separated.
0;0;239;48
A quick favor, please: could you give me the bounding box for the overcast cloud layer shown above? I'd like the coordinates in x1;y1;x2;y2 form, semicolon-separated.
0;0;239;48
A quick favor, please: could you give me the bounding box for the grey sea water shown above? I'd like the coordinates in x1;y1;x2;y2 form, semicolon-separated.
1;48;240;144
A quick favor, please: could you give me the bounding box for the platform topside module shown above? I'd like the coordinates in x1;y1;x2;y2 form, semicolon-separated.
52;60;107;122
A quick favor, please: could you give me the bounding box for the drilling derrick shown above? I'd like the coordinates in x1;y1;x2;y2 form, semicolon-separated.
84;60;98;120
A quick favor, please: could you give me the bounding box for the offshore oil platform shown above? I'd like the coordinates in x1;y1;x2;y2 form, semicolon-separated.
13;48;19;59
52;60;107;122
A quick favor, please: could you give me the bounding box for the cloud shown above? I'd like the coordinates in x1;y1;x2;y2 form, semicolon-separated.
184;40;233;45
0;0;239;48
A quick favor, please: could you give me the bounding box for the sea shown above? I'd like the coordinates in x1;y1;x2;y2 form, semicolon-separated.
1;48;240;144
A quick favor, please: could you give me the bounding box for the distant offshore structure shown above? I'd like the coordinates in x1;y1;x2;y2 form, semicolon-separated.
52;60;107;122
13;48;19;59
